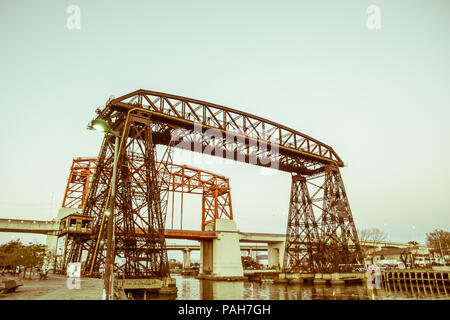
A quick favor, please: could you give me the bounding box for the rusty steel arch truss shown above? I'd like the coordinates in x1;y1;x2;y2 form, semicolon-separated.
96;89;343;175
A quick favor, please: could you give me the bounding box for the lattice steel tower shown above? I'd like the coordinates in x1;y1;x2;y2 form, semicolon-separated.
80;111;170;279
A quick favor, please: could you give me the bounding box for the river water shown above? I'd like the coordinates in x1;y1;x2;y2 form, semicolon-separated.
170;274;449;300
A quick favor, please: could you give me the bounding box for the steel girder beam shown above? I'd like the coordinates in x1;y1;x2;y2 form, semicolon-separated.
154;127;326;175
62;158;97;209
93;89;343;174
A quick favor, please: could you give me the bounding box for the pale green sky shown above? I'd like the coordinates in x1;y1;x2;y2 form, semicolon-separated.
0;0;449;248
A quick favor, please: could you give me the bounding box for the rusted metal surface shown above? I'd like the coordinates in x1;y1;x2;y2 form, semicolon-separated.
163;229;217;241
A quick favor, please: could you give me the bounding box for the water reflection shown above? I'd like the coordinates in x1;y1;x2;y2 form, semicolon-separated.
170;275;449;300
201;281;244;299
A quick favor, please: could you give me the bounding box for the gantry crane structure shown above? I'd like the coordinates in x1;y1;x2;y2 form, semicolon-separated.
61;157;233;275
62;158;97;209
68;89;362;278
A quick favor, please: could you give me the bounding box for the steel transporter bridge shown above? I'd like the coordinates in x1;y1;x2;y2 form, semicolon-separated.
64;89;362;284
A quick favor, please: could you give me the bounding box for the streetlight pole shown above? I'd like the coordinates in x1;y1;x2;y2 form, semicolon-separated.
105;134;119;300
438;238;446;267
90;118;120;300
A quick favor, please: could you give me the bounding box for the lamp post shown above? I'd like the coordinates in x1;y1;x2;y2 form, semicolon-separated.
438;238;446;267
90;118;120;300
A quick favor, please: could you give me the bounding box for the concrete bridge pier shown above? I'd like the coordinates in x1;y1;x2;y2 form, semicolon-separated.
45;234;58;253
268;241;285;268
182;248;191;269
198;219;245;280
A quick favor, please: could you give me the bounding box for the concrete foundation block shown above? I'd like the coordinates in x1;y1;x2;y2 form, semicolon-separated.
200;219;244;278
274;278;289;284
301;274;315;283
286;273;300;280
314;279;327;284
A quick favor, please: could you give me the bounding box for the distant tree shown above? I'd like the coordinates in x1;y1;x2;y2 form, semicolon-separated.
426;229;450;261
0;240;46;278
241;256;261;270
359;228;388;243
358;228;388;264
42;250;58;273
241;256;253;269
408;241;419;268
19;243;46;278
0;240;23;273
168;259;182;270
400;249;410;268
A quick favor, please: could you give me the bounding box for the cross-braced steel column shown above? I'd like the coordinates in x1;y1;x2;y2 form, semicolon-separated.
283;166;363;273
314;165;363;273
156;139;175;228
72;111;170;279
80;134;117;276
283;175;318;273
113;113;169;278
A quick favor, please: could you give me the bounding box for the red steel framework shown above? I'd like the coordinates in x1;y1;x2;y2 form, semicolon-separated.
62;158;97;209
62;159;233;231
158;162;233;231
96;89;343;175
60;155;233;275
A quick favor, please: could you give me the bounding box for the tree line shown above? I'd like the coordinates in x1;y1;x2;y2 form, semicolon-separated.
0;239;53;278
358;227;449;267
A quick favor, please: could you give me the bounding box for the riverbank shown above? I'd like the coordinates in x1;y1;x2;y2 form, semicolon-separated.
0;274;103;300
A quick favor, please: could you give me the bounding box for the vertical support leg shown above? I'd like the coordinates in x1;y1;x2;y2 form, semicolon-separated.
283;165;363;274
77;134;117;276
157;139;175;228
114;113;169;278
81;112;170;279
315;165;363;272
283;175;318;273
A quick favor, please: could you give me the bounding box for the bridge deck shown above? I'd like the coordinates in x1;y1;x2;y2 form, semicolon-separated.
164;229;216;240
0;218;430;250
